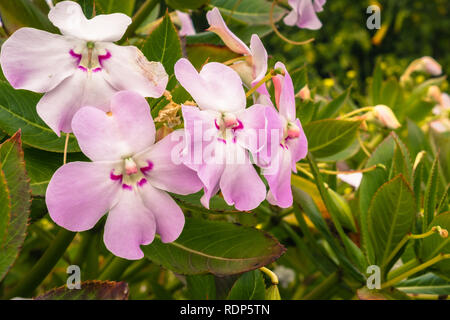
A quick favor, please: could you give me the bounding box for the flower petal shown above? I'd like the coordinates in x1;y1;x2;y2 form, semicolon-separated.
104;189;155;260
0;28;78;93
46;161;121;232
176;11;196;36
136;130;203;195
274;62;296;120
49;1;131;42
234;104;268;155
284;0;323;30
250;34;268;86
219;144;266;211
72;91;155;161
175;58;246;112
313;0;326;12
206;7;250;55
37;69;116;135
101;44;168;98
286;118;308;170
265;147;293;208
140;183;185;243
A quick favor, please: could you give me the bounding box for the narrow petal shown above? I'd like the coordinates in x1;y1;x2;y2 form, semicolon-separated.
0;28;78;93
136;131;203;195
46;161;121;232
313;0;326;12
249;34;268;86
175;58;246;112
220;144;266;210
176;11;196;36
286;118;308;170
265;147;293;208
49;1;131;42
101;44;168;98
72;91;155;161
37;69;116;135
274;62;296;121
206;7;250;55
256;106;284;167
140;183;185;243
104;189;156;260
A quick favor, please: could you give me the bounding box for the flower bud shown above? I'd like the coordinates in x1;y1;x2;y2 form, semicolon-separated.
297;85;311;101
372;105;401;129
265;285;281;300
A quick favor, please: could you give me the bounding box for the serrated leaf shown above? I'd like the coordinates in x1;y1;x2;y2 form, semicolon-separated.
420;212;450;277
367;175;415;267
0;81;80;153
209;0;287;26
186;274;216;300
303;119;362;158
142;218;285;276
423;157;439;228
0;131;31;281
141;13;182;90
34;281;129;300
227;270;265;300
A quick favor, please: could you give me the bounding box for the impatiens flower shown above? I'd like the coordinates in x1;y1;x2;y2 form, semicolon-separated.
284;0;326;30
46;91;202;260
400;56;442;84
263;62;308;208
371;104;401;129
337;173;363;189
174;58;271;211
175;11;196;36
206;7;268;96
0;1;168;136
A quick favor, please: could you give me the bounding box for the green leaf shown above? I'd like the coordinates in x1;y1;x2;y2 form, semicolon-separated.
186;274;217;300
208;0;287;26
34;281;129;300
0;0;57;33
0;81;80;153
370;61;382;105
142;218;285;276
141;12;182;90
327;188;357;232
356;287;411;300
265;285;281;300
423;157;439;229
420;212;450;277
95;0;136;15
303;119;362;158
396;273;450;296
171;191;239;214
316;86;351;120
0;131;31;281
227;270;265;300
24;148;87;197
186;44;240;70
367;175;415;267
166;0;209;10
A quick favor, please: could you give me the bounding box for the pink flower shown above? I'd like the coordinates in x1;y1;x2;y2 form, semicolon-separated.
206;8;268;95
263;62;308;208
174;58;271;211
46;91;202;260
176;11;196;36
0;1;168;136
284;0;326;30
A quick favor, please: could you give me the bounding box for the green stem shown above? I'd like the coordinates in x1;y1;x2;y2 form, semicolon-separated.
381;254;450;289
5;229;76;299
303;271;340;300
98;257;133;281
245;69;277;98
120;0;159;43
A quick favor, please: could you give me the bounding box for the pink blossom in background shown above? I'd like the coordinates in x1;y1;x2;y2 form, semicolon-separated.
0;1;168;136
174;58;273;211
176;11;196;36
284;0;327;30
263;62;308;208
46;91;202;260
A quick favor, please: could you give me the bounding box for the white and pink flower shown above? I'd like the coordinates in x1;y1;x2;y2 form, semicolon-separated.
0;1;168;135
284;0;327;30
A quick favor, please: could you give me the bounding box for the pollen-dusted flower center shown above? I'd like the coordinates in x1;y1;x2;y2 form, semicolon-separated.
286;122;300;139
69;41;111;73
110;158;154;191
214;112;244;144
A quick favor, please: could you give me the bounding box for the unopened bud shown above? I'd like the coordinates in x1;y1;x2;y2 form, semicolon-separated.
265;285;281;300
297;85;311;101
372;105;401;129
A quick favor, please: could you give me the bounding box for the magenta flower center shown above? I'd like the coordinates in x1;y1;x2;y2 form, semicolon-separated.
214;112;244;144
110;157;154;190
69;42;111;73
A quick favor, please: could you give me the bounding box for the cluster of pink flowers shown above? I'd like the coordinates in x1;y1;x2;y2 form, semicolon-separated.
0;1;309;259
